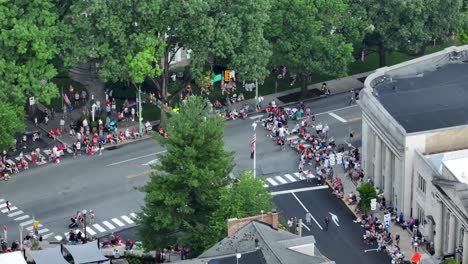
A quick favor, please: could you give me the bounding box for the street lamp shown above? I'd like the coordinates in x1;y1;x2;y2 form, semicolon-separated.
81;209;87;242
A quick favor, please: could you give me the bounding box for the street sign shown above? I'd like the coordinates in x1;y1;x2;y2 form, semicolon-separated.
328;212;340;227
29;96;35;106
224;70;231;82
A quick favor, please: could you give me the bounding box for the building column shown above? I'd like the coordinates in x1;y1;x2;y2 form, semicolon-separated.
393;157;402;212
434;199;444;258
361;120;370;174
448;213;457;254
384;147;392;201
373;135;382;190
464;229;468;264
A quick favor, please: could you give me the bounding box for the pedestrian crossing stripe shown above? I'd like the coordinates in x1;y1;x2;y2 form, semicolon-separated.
130;213;137;218
1;206;18;213
38;228;49;234
6;159;14;165
102;221;115;230
42;233;54;239
86;227;96;236
14;215;29;221
15;157;21;161
284;174;297;182
111;218;125;227
121;215;134;224
55;235;63;241
287;135;299;141
275;176;288;184
0;199;4;203
20;220;34;227
294;172;305;180
26;224;43;231
266;178;278;186
93;224;106;233
7;210;24;217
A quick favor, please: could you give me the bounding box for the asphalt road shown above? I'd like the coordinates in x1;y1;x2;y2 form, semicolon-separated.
271;183;390;264
0;92;362;247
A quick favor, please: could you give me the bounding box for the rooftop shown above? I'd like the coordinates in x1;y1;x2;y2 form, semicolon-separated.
374;62;468;133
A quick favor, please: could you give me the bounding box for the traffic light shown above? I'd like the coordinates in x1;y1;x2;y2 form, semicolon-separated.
224;70;231;82
33;220;40;230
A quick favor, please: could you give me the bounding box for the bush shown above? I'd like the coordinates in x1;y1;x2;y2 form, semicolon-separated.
356;182;378;213
126;253;156;264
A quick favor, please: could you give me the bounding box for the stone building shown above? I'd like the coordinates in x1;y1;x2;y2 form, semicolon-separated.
359;45;468;263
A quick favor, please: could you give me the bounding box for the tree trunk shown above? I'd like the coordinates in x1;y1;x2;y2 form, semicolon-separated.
301;74;308;97
378;42;386;68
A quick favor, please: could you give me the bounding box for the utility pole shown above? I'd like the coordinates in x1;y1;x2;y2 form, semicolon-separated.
137;86;143;135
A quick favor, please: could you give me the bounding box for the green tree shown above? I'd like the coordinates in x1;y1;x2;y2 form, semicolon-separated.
137;96;234;254
356;182;378;213
267;0;365;95
0;101;25;150
441;257;458;264
201;170;274;249
0;0;62;105
362;0;464;67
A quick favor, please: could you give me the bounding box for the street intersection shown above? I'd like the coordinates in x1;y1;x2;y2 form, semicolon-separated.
0;92;374;263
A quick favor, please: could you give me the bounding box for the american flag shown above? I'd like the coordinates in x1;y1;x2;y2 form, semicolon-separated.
251;134;256;152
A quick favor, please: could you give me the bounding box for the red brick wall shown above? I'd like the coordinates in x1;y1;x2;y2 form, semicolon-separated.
227;212;279;237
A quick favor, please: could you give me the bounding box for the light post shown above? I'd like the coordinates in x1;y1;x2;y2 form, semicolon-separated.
81;209;87;241
252;122;257;179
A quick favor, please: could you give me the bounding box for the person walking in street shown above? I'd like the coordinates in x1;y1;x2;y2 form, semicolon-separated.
324;216;330;231
305;212;312;226
6;201;11;214
287;218;293;233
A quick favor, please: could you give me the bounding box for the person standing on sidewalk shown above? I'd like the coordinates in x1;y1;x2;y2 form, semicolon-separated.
305;212;312;226
324;216;330;230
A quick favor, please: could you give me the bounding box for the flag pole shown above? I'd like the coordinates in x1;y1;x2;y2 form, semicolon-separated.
253;132;256;179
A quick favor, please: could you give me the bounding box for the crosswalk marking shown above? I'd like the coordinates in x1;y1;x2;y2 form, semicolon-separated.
20;220;34;227
6;159;14;166
42;233;54;239
0;203;6;208
8;210;24;217
130;213;137;218
284;174;297;182
1;206;18;213
266;178;278;186
102;221;115;230
329;112;347;123
15;157;21;161
38;228;49;234
18;217;32;224
287;135;299;141
54;235;63;241
121;215;134;224
275;176;287;184
112;218;125;227
86;227;96;236
66;148;73;154
25;154;32;161
93;224;106;233
26;224;43;231
294;172;305;180
0;199;4;203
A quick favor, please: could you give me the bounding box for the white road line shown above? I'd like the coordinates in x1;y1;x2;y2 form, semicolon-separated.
112;218;125;227
6;159;14;166
0;203;6;208
93;224;106;233
329;112;347;123
294;172;305;180
14;215;30;221
42;233;54;239
26;224;43;231
38;228;49;234
54;235;63;241
301;222;311;231
275;176;288;184
287;135;299;141
316;105;359;116
25;154;32;161
102;221;115;230
7;210;24;217
284;174;297;182
66;148;73;154
1;206;18;213
86;227;96;236
141;159;159;166
291;192;323;230
0;199;4;203
249;114;264;120
107;151;167;166
270;185;329;196
130;213;137;218
20;220;34;227
364;248;379;253
266;178;278;186
15;157;21;161
121;215;135;224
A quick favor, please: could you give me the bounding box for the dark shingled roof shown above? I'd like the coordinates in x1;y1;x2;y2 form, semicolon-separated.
374;63;468;133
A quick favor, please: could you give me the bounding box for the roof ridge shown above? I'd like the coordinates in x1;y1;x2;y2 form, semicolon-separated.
252;221;286;264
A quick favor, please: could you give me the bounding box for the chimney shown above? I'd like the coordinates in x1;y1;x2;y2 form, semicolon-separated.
227;211;279;236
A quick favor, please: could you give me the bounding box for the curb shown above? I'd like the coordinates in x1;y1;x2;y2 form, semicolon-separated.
325;178;360;219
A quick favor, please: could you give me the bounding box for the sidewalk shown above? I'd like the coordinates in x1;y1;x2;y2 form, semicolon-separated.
325;157;425;262
227;71;372;114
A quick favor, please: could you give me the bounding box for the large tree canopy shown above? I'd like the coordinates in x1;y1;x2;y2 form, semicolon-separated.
267;0;366;93
137;96;234;254
0;0;61;105
362;0;464;66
